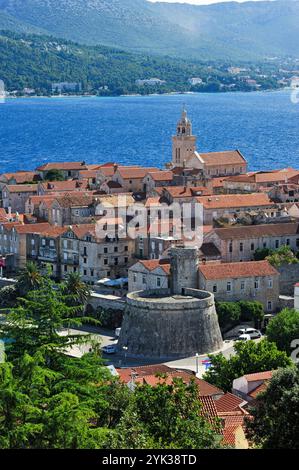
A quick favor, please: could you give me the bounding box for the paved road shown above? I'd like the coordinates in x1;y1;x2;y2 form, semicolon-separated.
63;326;237;377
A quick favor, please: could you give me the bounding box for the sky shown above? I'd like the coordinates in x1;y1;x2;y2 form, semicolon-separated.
150;0;269;5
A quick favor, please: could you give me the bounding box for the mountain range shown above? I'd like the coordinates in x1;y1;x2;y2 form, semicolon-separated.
0;0;298;61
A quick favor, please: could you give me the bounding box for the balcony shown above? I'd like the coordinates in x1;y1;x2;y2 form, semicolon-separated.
39;248;57;261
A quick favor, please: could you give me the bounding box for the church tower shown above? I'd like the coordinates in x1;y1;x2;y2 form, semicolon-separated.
172;108;197;167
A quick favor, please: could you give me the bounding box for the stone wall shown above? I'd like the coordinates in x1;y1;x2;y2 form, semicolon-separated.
118;288;223;359
278;264;299;295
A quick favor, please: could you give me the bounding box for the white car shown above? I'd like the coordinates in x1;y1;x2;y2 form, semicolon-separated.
238;328;262;339
102;345;117;354
237;334;251;341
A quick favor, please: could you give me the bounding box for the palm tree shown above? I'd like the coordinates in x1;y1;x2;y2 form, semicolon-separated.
63;272;91;306
17;261;43;296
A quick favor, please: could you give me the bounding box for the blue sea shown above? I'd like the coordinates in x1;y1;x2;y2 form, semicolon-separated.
0;91;298;174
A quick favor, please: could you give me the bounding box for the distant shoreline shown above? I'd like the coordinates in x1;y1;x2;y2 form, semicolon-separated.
4;88;288;101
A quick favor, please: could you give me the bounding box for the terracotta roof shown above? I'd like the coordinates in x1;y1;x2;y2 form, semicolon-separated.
138;259;171;275
40;180;88;192
214;222;299;240
116;365;173;383
55;192;95;208
164;186;211;198
248;381;269;399
1;171;40;184
147;171;174;182
14;223;52;234
117;167;159;180
215;393;247;413
196;193;272;210
38;226;66;238
200;395;219;425
199;243;221;258
36;161;88;171
69;224;96;239
78;170;98;179
199;260;278;280
199;150;247;167
5;184;38;193
244;371;273;382
226;168;299;185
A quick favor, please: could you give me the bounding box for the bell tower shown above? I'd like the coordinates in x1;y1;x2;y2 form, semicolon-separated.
172;108;197;167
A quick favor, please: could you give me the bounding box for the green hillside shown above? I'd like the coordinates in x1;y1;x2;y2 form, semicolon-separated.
0;0;298;60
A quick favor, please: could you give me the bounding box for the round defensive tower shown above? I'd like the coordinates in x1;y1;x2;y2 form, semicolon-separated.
118;287;223;359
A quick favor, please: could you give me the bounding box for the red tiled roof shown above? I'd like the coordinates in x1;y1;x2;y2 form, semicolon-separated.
164;186;211;198
248;381;269;399
215;393;247;413
138;259;171;275
147;171;174;182
116;365;173;383
5;184;38;193
199;150;247;167
117;167;159;180
214;222;299;240
244;371;273;382
196;193;272;209
199;260;279;280
40;180;89;192
36;161;88;171
14;223;52;234
1;171;40;184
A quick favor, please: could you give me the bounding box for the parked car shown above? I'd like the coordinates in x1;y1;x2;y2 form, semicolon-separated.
102;345;117;354
236;334;251;342
238;328;262;339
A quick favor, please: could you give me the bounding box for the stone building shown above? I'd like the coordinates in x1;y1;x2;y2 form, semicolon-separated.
169;109;247;177
2;184;38;213
128;259;170;292
36;161;88;180
205;223;299;263
198;260;280;312
119;245;223;359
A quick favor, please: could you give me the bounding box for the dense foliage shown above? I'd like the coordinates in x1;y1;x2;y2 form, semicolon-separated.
216;300;264;331
203;339;291;392
245;366;299;449
266;308;299;356
0;30;283;96
0;264;221;449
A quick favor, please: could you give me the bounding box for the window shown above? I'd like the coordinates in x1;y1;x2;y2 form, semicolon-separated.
104;258;108;265
240;242;244;252
49;240;54;248
296;238;299;248
227;282;232;292
267;301;272;311
124;257;128;264
263;242;267;248
63;252;67;261
63;240;67;249
229;242;233;253
114;258;118;266
42;239;46;247
142;275;146;285
213;285;217;293
64;265;67;272
90;269;94;277
104;247;108;254
83;257;87;264
31;239;35;246
286;239;290;246
133;274;137;283
275;240;279;249
157;277;161;287
114;246;118;253
84;269;87;276
83;247;87;256
254;279;260;289
241;281;245;290
251;243;255;251
125;246;128;252
268;278;273;288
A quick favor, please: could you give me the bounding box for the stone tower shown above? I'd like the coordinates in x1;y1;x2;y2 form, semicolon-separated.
172;108;197;167
170;245;199;295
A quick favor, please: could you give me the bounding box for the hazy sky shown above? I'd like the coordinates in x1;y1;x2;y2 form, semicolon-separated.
150;1;269;5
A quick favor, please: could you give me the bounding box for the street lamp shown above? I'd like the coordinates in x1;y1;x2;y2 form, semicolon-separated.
123;346;128;367
195;353;199;375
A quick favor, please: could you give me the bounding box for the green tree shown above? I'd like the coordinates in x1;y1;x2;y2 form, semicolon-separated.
245;366;299;449
266;245;299;268
203;339;291;392
266;308;299;355
63;272;91;306
16;261;44;296
216;302;241;329
44;169;64;181
254;247;273;261
239;300;264;328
